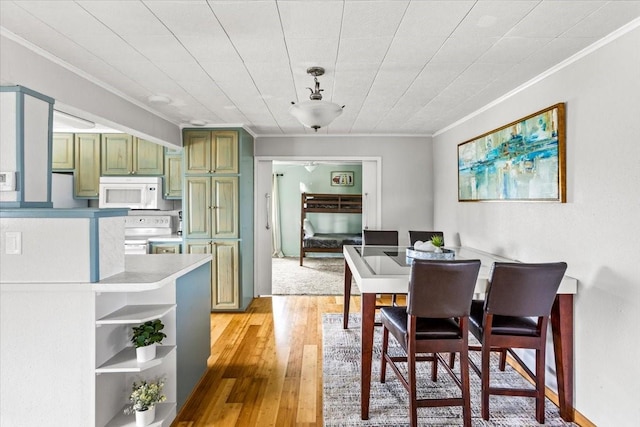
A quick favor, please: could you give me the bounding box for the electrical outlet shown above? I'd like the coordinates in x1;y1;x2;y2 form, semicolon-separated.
5;232;22;254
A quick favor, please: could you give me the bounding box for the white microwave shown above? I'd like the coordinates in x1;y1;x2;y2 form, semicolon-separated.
98;176;171;210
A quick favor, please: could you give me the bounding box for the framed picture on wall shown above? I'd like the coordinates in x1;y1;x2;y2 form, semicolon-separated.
331;171;354;186
457;103;566;202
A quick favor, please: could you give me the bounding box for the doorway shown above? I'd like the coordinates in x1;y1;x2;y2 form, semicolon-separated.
254;157;381;296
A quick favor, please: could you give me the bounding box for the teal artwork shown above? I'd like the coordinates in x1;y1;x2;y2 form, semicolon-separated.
458;103;566;202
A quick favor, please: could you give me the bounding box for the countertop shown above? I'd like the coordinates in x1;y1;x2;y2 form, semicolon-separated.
1;254;212;292
147;234;183;243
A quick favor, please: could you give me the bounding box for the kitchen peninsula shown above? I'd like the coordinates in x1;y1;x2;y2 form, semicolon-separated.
0;208;212;427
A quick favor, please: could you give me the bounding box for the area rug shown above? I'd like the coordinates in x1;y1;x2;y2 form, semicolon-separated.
271;256;360;296
323;313;576;426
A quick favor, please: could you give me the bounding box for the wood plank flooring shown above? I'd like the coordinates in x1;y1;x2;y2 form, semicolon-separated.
172;295;360;427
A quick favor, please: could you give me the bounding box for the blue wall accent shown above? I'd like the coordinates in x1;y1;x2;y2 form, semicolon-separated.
89;217;99;283
175;262;211;410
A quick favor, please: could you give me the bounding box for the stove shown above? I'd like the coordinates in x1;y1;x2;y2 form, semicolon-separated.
124;215;173;254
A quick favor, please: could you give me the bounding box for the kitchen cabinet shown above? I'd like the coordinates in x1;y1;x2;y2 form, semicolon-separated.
74;133;101;198
185;176;238;239
183;128;253;312
186;241;239;310
102;134;164;176
52;133;74;170
150;242;182;254
164;148;182;199
185;130;237;174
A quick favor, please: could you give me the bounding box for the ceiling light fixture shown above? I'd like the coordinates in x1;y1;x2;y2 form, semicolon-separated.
290;66;344;132
147;94;172;104
189;119;207;126
304;162;318;173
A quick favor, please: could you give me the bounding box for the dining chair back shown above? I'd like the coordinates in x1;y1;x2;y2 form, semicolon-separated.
468;261;568;424
380;259;481;427
408;230;444;246
362;229;401;306
363;229;399;246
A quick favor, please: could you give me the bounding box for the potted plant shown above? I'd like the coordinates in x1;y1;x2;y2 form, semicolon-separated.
430;235;444;253
131;319;167;363
124;377;167;427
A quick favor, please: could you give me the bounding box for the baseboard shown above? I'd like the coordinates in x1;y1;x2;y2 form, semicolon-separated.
505;354;595;427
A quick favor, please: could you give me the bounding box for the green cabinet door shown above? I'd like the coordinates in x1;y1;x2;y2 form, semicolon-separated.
211;241;239;309
74;133;101;198
185;177;211;238
164;152;182;198
184;130;238;174
101;134;133;175
212;131;238;174
212;177;238;238
134;138;164;175
184;131;211;174
52;133;74;170
102;134;163;175
150;242;181;254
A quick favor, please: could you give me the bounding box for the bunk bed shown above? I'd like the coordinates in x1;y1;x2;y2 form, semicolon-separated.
300;192;363;266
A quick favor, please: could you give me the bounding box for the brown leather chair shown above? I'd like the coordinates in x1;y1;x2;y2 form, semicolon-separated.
468;262;568;424
408;230;444;246
380;259;481;427
363;230;400;306
363;229;398;246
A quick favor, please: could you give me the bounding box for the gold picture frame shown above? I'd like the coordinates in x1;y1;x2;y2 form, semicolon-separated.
457;103;566;202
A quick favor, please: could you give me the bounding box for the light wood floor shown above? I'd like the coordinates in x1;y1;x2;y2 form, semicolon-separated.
172;295;361;427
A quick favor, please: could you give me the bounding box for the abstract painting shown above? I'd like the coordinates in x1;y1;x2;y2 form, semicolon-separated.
458;103;566;202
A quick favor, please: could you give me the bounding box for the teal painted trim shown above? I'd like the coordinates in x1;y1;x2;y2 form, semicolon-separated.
0;85;55;104
0;208;129;218
89;218;99;282
15;90;25;203
0;201;52;209
47;102;54;202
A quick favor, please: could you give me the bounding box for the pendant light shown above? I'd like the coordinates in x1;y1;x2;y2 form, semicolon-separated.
290;67;344;132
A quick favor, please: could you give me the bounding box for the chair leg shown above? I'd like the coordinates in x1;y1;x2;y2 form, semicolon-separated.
449;352;456;369
499;348;507;371
481;341;491;420
381;327;388;383
431;353;438;381
460;348;472;427
408;344;418;427
535;348;546;424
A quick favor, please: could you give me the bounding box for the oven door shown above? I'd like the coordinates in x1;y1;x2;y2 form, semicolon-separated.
124;243;148;255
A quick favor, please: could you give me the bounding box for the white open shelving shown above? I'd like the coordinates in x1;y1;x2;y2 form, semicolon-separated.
96;304;176;324
96;346;176;373
104;402;176;427
96;298;177;427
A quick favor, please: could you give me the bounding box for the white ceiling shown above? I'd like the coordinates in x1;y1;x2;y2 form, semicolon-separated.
1;0;639;136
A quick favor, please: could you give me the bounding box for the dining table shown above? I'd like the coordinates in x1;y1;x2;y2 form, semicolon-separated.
342;245;578;422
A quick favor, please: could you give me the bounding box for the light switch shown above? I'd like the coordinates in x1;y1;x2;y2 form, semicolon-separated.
5;231;22;255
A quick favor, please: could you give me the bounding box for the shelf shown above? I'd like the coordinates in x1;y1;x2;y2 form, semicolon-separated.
104;402;176;427
96;346;176;373
96;304;176;325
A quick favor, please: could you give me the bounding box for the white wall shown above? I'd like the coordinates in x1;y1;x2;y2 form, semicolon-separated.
432;26;640;426
256;135;434;246
0;34;181;148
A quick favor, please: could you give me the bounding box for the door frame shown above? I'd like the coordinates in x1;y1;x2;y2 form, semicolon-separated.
253;155;381;297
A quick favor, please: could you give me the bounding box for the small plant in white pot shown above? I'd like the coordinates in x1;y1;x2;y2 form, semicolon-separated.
124;377;167;427
430;235;444;253
131;319;166;363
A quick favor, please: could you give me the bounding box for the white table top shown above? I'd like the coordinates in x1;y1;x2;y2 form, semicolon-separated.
344;245;577;295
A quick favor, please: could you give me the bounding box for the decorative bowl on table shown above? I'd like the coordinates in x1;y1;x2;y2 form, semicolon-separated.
406;246;455;260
